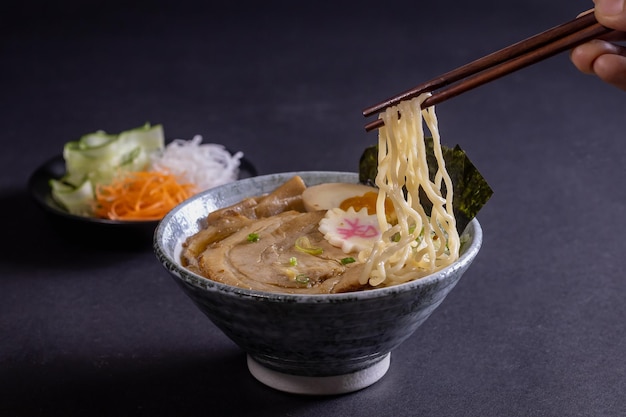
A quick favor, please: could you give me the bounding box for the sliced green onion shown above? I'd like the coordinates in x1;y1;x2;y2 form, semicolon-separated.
295;236;323;255
289;257;298;266
341;257;356;265
247;233;260;242
295;274;310;286
392;226;422;243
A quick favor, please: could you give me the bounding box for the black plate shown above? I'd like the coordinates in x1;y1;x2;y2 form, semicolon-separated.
28;154;258;240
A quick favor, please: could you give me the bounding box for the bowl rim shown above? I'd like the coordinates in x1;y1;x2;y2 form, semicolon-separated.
154;171;483;302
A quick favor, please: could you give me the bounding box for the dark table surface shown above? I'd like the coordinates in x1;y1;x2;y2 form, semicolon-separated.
2;0;625;416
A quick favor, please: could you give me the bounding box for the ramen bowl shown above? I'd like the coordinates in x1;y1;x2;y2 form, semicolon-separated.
154;171;482;395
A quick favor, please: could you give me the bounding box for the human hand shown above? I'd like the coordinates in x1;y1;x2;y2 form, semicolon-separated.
570;1;626;90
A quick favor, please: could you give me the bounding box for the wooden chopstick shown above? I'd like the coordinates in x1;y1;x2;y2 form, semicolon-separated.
363;9;614;132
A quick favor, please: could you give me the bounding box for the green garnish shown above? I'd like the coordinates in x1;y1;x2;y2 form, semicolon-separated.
295;236;323;255
295;274;310;286
289;257;298;266
341;257;356;265
247;233;260;242
392;226;420;242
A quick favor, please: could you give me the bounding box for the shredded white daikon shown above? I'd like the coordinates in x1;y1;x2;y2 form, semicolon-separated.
151;135;243;192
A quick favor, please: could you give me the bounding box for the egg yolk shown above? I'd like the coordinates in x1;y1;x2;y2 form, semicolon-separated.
339;191;396;223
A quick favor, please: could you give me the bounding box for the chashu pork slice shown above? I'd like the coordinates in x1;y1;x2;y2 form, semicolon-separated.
191;210;367;294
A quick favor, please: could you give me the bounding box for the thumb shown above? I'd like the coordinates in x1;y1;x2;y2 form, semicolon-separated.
594;0;626;32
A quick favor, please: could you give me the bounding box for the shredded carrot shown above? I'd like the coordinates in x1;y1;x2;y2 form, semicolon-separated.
94;171;197;221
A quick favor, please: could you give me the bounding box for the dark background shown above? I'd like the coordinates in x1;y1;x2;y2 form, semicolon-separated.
2;1;625;416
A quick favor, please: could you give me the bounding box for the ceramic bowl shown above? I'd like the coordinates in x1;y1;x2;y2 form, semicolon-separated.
154;171;482;395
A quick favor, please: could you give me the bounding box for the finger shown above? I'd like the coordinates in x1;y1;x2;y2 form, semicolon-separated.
594;0;626;32
569;39;618;73
577;8;626;42
592;49;626;90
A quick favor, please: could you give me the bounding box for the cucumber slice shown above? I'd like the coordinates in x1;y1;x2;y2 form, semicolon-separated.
52;123;165;216
49;177;95;216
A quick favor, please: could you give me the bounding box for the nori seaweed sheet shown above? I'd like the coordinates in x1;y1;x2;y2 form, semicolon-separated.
358;139;493;233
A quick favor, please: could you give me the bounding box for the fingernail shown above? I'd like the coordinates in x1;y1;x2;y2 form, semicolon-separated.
595;0;624;15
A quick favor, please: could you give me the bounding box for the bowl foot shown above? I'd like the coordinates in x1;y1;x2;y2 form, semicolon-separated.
247;352;391;395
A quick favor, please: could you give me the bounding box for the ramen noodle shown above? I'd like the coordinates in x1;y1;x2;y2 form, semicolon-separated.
358;94;460;287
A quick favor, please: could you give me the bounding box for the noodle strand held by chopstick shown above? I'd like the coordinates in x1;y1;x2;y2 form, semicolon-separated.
359;94;460;287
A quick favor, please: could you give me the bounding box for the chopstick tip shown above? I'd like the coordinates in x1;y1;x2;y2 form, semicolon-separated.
364;118;384;132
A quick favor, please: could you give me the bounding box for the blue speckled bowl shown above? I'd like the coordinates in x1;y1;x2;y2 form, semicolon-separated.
154;171;482;395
